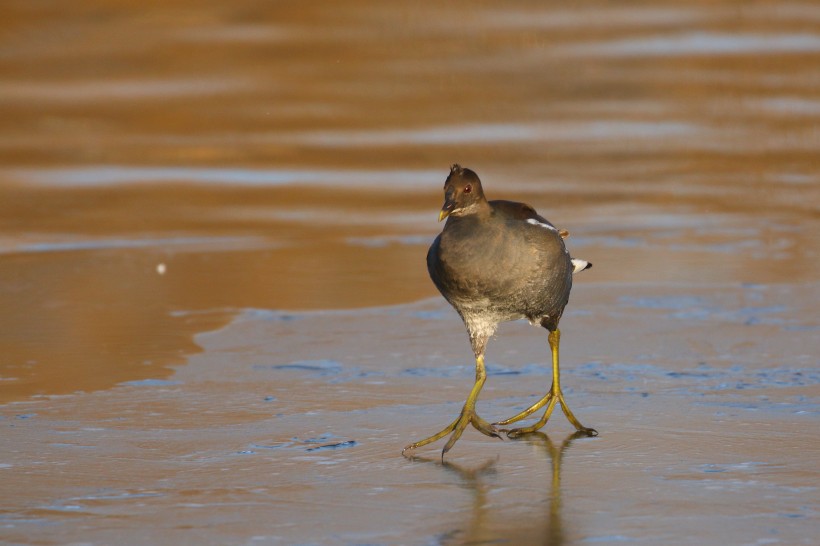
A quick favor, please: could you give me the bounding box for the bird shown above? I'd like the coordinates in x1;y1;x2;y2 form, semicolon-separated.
403;164;597;458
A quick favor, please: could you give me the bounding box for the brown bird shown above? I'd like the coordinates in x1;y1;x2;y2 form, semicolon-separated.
403;165;597;458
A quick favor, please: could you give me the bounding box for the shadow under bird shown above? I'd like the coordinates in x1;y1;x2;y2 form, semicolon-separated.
403;164;597;459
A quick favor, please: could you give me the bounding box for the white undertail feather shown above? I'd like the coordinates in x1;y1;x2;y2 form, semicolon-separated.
571;259;592;274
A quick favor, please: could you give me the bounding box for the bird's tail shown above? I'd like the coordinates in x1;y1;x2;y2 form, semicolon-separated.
571;259;592;274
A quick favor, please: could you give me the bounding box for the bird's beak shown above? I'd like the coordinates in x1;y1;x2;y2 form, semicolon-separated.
438;208;451;222
438;199;455;222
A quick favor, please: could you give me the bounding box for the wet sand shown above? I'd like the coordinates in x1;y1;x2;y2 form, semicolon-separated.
1;1;819;545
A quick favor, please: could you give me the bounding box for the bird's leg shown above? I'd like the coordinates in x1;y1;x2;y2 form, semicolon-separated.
501;329;597;437
402;354;502;458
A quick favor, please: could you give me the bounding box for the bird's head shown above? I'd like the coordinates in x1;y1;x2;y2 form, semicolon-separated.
438;164;486;221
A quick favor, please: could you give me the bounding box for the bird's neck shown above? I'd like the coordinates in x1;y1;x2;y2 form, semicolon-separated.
453;199;491;218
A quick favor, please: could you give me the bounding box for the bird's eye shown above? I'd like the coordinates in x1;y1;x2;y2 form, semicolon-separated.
463;184;472;194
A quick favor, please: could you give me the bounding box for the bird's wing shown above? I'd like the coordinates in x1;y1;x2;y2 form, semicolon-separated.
490;199;549;223
489;200;563;234
490;200;591;274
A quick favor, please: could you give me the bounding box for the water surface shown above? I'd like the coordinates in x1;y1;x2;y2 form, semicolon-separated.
0;1;818;544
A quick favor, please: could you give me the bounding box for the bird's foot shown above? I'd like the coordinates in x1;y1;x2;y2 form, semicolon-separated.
493;391;554;427
402;409;502;459
500;390;598;438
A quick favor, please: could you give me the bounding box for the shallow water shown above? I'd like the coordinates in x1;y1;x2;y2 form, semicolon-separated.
1;1;819;545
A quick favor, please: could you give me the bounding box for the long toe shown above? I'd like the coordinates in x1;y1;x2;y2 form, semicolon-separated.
440;410;503;457
555;392;598;436
441;411;473;456
504;396;560;438
472;414;503;440
402;417;459;455
493;392;554;426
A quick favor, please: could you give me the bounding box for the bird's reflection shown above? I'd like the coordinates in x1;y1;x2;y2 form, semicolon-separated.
405;431;590;545
515;431;590;545
405;454;498;545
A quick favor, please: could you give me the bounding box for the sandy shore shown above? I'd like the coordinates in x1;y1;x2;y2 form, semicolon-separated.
2;284;818;544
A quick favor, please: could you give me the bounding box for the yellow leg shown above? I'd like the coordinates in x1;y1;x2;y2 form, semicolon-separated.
403;355;502;458
498;329;597;437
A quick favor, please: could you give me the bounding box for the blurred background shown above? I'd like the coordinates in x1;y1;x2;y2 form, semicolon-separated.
1;0;818;399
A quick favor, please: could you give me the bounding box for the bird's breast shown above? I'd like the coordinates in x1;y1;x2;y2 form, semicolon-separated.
427;216;573;318
433;224;534;292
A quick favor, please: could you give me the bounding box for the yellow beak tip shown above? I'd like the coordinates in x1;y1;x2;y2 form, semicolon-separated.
438;210;450;222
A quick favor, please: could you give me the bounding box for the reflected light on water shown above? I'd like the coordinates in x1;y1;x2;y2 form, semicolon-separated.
5;166;442;188
564;31;820;57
